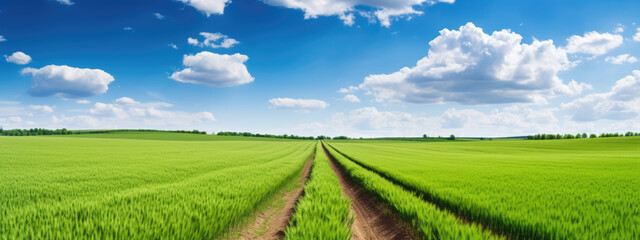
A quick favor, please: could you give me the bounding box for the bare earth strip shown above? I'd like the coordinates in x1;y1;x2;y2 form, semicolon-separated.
237;154;314;240
325;144;505;239
322;144;416;240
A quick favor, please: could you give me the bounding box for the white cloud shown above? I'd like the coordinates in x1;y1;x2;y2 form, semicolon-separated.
441;106;557;129
76;99;91;104
297;105;564;138
634;28;640;42
114;97;139;105
614;24;624;33
90;102;128;118
1;97;215;130
563;70;640;121
178;0;230;16
295;107;437;137
72;97;215;127
56;0;74;5
154;13;165;19
342;94;360;103
5;51;32;65
123;27;134;31
29;105;54;114
359;22;585;105
0;35;6;42
262;0;454;27
187;38;199;46
21;65;115;98
0;116;24;129
338;85;358;93
188;32;238;48
564;31;623;56
606;54;638;64
52;115;100;128
170;51;254;87
269;98;328;112
168;43;178;49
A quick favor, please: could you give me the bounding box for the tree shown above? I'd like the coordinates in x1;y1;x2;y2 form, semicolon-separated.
423;134;428;138
449;134;456;140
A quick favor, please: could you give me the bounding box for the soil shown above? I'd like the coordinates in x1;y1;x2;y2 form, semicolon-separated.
322;144;416;240
236;155;313;240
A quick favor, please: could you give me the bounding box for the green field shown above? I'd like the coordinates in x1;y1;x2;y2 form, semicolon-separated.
1;133;638;239
0;134;314;239
327;137;640;239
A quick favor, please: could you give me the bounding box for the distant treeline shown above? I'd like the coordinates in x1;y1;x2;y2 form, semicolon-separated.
528;132;640;140
0;128;207;136
215;132;350;140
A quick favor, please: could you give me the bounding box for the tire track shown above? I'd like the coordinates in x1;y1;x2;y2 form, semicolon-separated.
238;154;314;240
325;142;506;239
322;144;415;240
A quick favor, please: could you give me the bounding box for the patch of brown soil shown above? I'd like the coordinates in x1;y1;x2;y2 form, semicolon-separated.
322;144;416;240
237;155;313;240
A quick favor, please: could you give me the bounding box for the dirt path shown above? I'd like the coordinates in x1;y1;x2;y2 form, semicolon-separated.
237;155;314;240
327;145;506;239
322;144;415;240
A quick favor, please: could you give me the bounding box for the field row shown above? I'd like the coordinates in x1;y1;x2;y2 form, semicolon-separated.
0;137;315;239
323;142;496;239
284;143;353;239
326;138;640;239
3;134;638;239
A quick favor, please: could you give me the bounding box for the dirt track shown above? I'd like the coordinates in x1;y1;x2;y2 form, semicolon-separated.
322;144;415;240
237;155;313;240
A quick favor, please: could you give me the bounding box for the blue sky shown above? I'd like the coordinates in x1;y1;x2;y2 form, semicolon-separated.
1;0;640;137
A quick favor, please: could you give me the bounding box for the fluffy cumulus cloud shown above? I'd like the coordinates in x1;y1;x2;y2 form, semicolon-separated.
338;85;358;93
441;106;558;130
342;94;360;103
564;31;623;56
188;32;238;48
5;51;32;65
634;28;640;42
606;54;638;64
359;23;588;105
154;13;165;19
563;70;640;122
21;65;115;98
614;24;624;33
0;97;216;130
295;107;438;137
178;0;230;16
56;0;74;5
295;105;568;137
0;116;25;129
262;0;454;27
53;97;216;128
0;35;6;42
171;51;254;87
269;98;328;112
29;105;54;114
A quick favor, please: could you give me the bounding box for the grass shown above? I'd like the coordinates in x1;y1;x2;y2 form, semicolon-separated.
3;131;637;239
284;142;353;239
0;135;314;239
324;142;495;239
327;137;640;239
